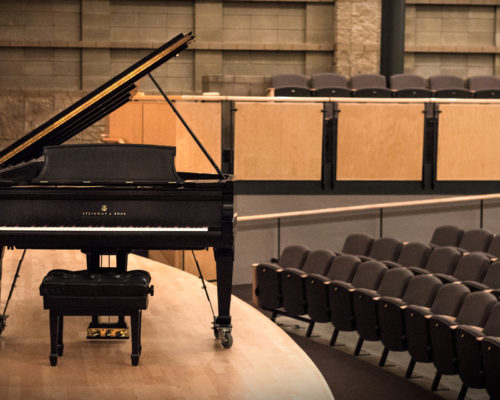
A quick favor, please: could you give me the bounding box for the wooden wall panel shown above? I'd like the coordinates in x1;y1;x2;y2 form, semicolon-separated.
233;102;323;180
174;102;222;174
108;102;143;143
336;103;425;181
142;103;176;146
437;104;500;181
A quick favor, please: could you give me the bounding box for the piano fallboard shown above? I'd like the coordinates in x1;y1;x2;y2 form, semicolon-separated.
0;182;233;250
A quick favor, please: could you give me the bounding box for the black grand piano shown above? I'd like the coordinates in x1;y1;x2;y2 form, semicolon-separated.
0;32;234;347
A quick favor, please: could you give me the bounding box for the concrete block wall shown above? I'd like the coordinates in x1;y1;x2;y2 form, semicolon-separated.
405;1;500;79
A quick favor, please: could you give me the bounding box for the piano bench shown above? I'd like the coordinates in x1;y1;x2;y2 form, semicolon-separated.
39;269;154;367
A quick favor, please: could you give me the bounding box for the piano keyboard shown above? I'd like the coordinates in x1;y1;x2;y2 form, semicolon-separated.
0;226;209;232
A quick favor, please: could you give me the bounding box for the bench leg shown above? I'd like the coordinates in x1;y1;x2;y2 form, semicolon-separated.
130;310;140;366
49;311;59;366
57;315;64;356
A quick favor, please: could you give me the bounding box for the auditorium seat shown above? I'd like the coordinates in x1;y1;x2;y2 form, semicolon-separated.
311;72;351;97
455;302;500;400
429;75;472;98
432;251;491;285
306;254;362;323
339;233;374;256
352;267;414;355
485;234;500;258
389;73;431;98
404;283;470;379
429;291;497;391
328;260;388;346
384;241;432;269
467;75;500;98
457;228;493;253
407;246;461;276
281;249;335;317
461;260;500;293
482;330;500;399
270;74;311;97
255;245;310;310
377;274;442;367
430;225;464;247
360;237;402;262
349;74;392;98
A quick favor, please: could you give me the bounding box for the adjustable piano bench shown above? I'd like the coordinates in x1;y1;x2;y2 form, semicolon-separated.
39;269;154;366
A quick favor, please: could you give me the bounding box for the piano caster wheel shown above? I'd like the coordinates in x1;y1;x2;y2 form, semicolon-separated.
50;354;58;366
131;354;139;366
219;331;233;349
57;344;64;356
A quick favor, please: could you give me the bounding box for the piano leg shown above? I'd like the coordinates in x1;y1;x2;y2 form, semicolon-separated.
0;247;4;334
214;246;234;348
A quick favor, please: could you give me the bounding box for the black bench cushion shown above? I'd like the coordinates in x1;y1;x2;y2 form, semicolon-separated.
40;269;152;297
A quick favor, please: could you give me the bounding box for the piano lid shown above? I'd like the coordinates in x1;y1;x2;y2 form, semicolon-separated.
0;32;194;169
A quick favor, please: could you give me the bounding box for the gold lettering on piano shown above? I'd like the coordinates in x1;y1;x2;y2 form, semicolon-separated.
81;206;127;217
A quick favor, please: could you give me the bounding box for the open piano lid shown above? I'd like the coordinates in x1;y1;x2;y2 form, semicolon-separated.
0;32;194;170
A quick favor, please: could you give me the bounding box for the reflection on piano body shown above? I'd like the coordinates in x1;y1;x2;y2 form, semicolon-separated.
0;33;234;346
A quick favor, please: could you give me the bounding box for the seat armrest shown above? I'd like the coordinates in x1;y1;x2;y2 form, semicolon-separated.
283;267;306;278
256;262;282;272
461;280;489;292
354;287;379;298
379;296;406;309
429;314;458;329
306;273;331;284
432;273;458;284
330;280;354;291
456;324;484;339
384;261;402;269
408;266;428;275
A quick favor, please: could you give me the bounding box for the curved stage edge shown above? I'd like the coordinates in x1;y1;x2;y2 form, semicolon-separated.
0;249;334;400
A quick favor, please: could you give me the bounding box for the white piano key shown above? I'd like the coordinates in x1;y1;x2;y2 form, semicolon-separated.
0;226;209;232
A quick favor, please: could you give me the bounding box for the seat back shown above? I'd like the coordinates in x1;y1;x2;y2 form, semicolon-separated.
486;235;500;258
326;254;361;282
456;291;497;326
453;252;491;282
376;267;414;298
311;73;347;89
278;245;310;269
350;74;387;89
301;249;335;275
482;261;500;289
430;283;470;316
402;274;442;307
425;246;462;274
368;237;402;261
459;228;493;252
430;225;464;247
390;73;426;89
396;241;432;268
483;303;500;336
341;233;374;256
467;75;500;91
272;74;308;89
429;75;471;98
429;75;466;90
350;260;388;290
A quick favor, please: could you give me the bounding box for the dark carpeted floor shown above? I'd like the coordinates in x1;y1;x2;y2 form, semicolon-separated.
232;284;446;400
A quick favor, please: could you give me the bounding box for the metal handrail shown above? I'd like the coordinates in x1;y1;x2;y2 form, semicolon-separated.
237;193;500;259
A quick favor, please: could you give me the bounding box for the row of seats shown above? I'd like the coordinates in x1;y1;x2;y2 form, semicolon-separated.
253;225;500;400
270;73;500;98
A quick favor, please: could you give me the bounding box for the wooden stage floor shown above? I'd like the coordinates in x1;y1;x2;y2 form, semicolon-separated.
0;249;333;400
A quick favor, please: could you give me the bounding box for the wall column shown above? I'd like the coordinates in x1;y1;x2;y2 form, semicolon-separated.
334;0;382;76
